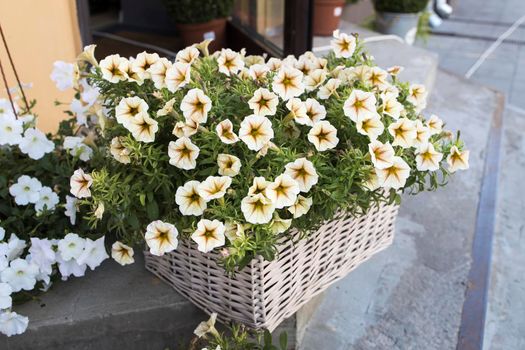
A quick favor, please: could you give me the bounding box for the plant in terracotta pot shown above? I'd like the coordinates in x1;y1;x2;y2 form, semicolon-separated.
373;0;429;45
313;0;347;36
163;0;235;52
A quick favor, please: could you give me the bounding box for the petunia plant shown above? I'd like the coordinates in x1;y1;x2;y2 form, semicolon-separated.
71;31;469;272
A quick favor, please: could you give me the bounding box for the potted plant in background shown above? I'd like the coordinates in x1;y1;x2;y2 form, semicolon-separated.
313;0;346;36
162;0;235;52
373;0;429;45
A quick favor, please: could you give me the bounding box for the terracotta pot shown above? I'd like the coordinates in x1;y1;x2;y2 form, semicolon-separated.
313;0;346;36
176;18;227;52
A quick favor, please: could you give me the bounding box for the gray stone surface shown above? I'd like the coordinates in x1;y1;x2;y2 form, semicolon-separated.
0;253;205;350
483;109;525;350
298;71;497;350
314;21;439;92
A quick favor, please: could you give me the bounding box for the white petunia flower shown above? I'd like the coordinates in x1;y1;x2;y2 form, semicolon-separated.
239;115;274;151
77;236;109;270
367;67;389;90
0;311;28;337
216;119;239;144
115;96;149;127
388;118;417;148
426;114;443;135
131;51;160;80
198;176;232;201
224;222;245;243
308;120;339;151
19;128;55;160
356;113;384;140
284;158;318;192
218;49;245;76
145;220;179;256
175;180;207;216
0;98;19;115
29;237;56;276
331;30;356;58
77;44;98;67
248;63;269;80
217;154;242;177
248;176;270;197
272;66;304;100
111;241;135;266
288;195;313;218
266;174;300;209
387;65;404;76
368;140;395;169
80;79;100;107
302;98;326;126
350;65;373;83
172;120;199;138
5;234;26;261
157;98;176;117
407;84;428;112
317;78;341;100
99;54;127;83
191;219;226;253
286;98;308;124
377;156;411;189
58;233;86;261
194;313;219;338
447;146;470;173
110;136;131;164
148;57;173;89
0;283;12;309
413;120;431;148
266;57;283;71
363;168;381;191
165;62;191;92
70;168;93;198
0;113;23;146
127;112;159;143
382;95;404;120
64;196;78;225
9;175;42;205
34;187;59;213
70;98;89;126
304;69;327;91
63;136;93;161
248;88;279;117
55;253;87;280
168;137;200;170
119;58;144;85
343;89;377;122
176;46;200;64
50;61;78;91
1;258;39;292
270;214;292;234
241;193;275;224
416;143;443;171
180;88;212;124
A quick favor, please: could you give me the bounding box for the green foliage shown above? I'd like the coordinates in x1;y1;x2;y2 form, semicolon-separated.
373;0;429;13
162;0;235;24
85;36;465;273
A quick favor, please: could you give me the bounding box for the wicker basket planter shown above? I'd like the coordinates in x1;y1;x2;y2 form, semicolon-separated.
144;201;398;331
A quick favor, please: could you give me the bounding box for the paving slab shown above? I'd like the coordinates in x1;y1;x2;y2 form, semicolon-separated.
483;109;525;350
298;70;497;350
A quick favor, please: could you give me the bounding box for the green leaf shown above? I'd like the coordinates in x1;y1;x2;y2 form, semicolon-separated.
279;332;288;350
146;200;159;220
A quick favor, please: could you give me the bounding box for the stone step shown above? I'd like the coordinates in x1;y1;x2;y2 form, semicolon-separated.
313;21;440;94
296;69;499;349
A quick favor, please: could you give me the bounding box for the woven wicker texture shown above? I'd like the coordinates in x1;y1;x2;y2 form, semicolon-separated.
144;201;399;332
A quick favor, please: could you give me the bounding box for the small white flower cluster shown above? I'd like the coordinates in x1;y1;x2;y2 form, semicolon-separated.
0;99;54;160
9;175;59;214
0;228;109;336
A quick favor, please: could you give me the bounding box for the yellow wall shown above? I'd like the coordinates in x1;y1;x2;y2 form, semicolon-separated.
0;0;82;132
